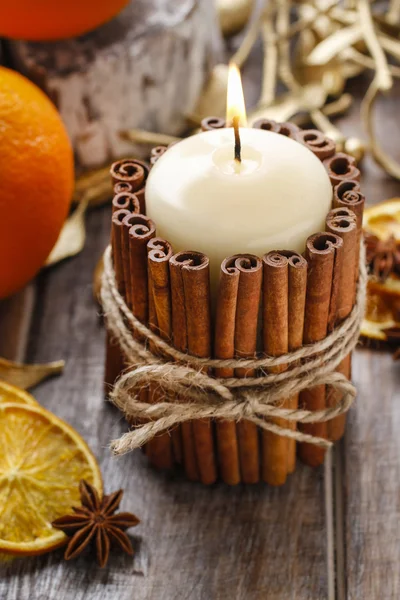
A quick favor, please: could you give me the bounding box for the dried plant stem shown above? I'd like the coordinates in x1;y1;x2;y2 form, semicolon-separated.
259;16;278;107
120;129;181;147
358;0;392;91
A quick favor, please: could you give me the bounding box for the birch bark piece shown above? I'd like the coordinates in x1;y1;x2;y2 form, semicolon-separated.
7;0;223;169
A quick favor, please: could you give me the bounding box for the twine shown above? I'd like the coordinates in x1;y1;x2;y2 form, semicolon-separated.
101;242;367;455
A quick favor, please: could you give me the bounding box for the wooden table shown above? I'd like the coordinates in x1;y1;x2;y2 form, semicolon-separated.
1;56;399;600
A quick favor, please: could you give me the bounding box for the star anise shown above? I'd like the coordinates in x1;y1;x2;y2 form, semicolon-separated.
52;480;139;568
364;231;400;282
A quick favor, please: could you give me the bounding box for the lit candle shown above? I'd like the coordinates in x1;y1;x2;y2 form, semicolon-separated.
146;64;332;292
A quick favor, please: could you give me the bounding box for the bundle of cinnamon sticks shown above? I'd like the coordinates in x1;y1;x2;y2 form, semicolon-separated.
104;120;364;486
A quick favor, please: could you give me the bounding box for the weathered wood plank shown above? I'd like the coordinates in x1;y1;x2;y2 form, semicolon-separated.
337;76;400;600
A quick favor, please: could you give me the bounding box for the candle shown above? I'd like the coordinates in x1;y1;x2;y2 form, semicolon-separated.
146;66;332;292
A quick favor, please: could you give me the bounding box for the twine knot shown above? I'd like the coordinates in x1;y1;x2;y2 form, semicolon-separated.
101;242;367;456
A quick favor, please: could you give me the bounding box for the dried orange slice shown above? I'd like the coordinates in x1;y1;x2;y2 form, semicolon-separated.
362;198;400;342
0;380;38;406
363;198;400;241
0;402;102;555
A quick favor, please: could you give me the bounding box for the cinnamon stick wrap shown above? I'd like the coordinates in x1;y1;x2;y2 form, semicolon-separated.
105;208;131;390
326;208;358;441
299;232;343;467
201;116;226;131
231;254;263;484
213;257;241;485
150;146;168;166
146;238;175;469
323;152;361;186
110;158;150;214
112;192;140;214
296;129;336;160
262;252;289;486
170;251;217;484
114;181;132;195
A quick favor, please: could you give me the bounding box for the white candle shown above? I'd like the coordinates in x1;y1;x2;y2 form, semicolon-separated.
146;127;332;290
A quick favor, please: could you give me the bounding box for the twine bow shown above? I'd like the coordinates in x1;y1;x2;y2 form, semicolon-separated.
101;243;367;455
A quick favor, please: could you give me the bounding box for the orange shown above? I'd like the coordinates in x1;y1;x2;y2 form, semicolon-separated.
0;402;102;555
0;0;129;41
0;381;38;406
0;67;74;299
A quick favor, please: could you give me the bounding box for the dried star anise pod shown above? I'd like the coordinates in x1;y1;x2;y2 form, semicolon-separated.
52;480;139;568
364;231;400;282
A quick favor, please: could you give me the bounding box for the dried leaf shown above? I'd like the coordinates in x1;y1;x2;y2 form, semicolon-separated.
73;167;112;208
0;357;64;389
93;254;104;304
45;198;88;267
307;25;363;65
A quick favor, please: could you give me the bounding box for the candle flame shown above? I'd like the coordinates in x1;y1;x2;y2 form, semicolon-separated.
226;63;247;127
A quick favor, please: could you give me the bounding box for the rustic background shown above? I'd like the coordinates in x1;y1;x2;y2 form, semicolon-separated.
0;23;400;600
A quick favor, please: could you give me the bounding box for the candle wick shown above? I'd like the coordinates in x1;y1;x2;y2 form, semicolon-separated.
233;116;241;163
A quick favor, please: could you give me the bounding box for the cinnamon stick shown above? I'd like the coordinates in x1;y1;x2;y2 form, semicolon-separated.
146;238;176;469
298;232;343;467
233;255;263;484
323;152;361;187
112;192;140;214
326;207;358;441
296;129;336;160
110;158;150;214
170;252;217;484
201;116;226;131
114;181;132;195
333;180;365;280
150;146;168;165
214;257;241;485
252;118;280;132
262;252;289;486
104;208;131;391
283;251;307;473
276;121;300;139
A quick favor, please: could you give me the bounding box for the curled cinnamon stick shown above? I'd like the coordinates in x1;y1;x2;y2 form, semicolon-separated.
323;152;360;186
110;158;150;213
128;215;156;323
232;254;262;484
299;232;343;467
276;121;300;139
112;192;140;214
214;257;241;485
333;180;365;278
201;116;226;131
326;208;358;441
296;129;336;160
170;251;217;484
146;238;175;469
262;252;289;486
150;146;168;166
282;251;307;473
114;181;132;195
252;118;280;132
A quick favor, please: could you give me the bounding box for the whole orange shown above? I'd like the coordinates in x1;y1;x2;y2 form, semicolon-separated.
0;0;129;41
0;67;74;299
